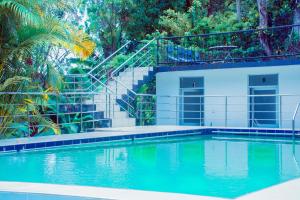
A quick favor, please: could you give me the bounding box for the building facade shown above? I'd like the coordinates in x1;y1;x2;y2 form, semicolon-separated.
156;62;300;129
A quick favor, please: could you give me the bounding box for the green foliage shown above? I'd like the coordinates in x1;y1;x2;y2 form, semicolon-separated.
135;79;156;126
109;54;131;68
159;9;191;36
0;0;95;138
82;0;186;55
0;76;60;138
158;0;295;37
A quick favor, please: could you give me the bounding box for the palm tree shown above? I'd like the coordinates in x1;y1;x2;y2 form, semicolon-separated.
0;0;96;138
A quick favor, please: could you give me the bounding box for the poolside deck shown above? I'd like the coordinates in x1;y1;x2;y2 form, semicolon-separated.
0;182;227;200
0;178;300;200
0;126;203;149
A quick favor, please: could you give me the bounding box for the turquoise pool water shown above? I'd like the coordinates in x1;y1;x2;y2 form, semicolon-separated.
0;135;300;198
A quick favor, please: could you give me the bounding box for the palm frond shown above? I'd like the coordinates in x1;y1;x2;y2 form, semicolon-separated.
0;0;41;26
45;64;63;90
0;76;31;91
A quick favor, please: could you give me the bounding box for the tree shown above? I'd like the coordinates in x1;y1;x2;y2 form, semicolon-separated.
83;0;127;57
257;0;272;56
294;0;300;23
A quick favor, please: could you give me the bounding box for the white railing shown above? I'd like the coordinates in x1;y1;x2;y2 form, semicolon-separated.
63;39;156;118
88;41;131;75
292;103;300;137
1;92;300;138
135;94;300;130
64;39;156;93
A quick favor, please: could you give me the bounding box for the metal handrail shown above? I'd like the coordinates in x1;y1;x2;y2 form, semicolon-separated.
109;60;155;117
95;40;155;117
64;41;131;93
111;77;137;97
2;92;300;131
292;102;300;137
88;41;131;75
62;39;156;121
159;24;300;39
110;38;156;76
158;24;300;66
85;39;155;93
88;74;136;117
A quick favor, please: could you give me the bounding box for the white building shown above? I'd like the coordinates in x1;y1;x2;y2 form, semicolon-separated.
156;62;300;129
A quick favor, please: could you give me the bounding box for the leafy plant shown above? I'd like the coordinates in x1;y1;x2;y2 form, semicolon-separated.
0;0;95;138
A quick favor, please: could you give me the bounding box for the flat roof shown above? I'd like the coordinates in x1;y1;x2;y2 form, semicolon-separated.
156;59;300;73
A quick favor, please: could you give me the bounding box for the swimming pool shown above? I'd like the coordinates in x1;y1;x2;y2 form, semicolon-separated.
0;134;299;198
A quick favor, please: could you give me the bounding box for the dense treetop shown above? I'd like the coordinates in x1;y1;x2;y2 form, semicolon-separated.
79;0;298;55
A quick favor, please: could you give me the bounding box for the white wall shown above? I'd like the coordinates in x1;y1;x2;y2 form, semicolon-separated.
156;65;300;129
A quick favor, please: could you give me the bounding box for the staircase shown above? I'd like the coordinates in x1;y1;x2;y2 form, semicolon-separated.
64;39;156;129
59;102;112;132
92;66;154;127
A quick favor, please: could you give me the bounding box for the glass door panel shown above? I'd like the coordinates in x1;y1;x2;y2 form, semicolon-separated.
180;89;204;126
249;88;278;128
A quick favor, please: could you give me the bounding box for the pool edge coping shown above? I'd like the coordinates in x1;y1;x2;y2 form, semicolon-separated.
0;125;300;153
0;178;299;200
0;181;229;200
0;178;300;200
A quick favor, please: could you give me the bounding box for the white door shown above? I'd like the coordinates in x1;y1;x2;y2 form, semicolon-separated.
180;88;204;126
249;87;278;128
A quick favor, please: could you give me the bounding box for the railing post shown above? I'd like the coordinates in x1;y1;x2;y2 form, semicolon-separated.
132;65;134;86
293;120;295;139
139;98;143;126
115;79;118;96
109;94;111;119
80;75;83;92
199;96;202;126
27;104;30;137
225;96;228;127
156;38;159;65
292;102;300;138
127;95;130;117
175;96;178;125
112;94;115;118
80;94;83;132
56;94;59;130
73;76;75;92
105;88;108;118
92;94;95;129
279;95;282;128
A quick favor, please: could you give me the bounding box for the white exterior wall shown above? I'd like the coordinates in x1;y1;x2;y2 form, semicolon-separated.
156;65;300;129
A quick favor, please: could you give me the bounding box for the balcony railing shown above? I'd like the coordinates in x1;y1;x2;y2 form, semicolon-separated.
157;24;300;66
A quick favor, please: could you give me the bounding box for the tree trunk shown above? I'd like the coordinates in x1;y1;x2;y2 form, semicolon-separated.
293;0;300;37
257;0;272;56
236;0;241;21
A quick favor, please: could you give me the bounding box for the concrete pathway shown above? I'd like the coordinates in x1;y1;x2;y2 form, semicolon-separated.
237;178;300;200
0;182;228;200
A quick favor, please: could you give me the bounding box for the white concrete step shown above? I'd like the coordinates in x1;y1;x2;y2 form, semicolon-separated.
111;117;136;127
107;82;133;91
118;67;151;78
